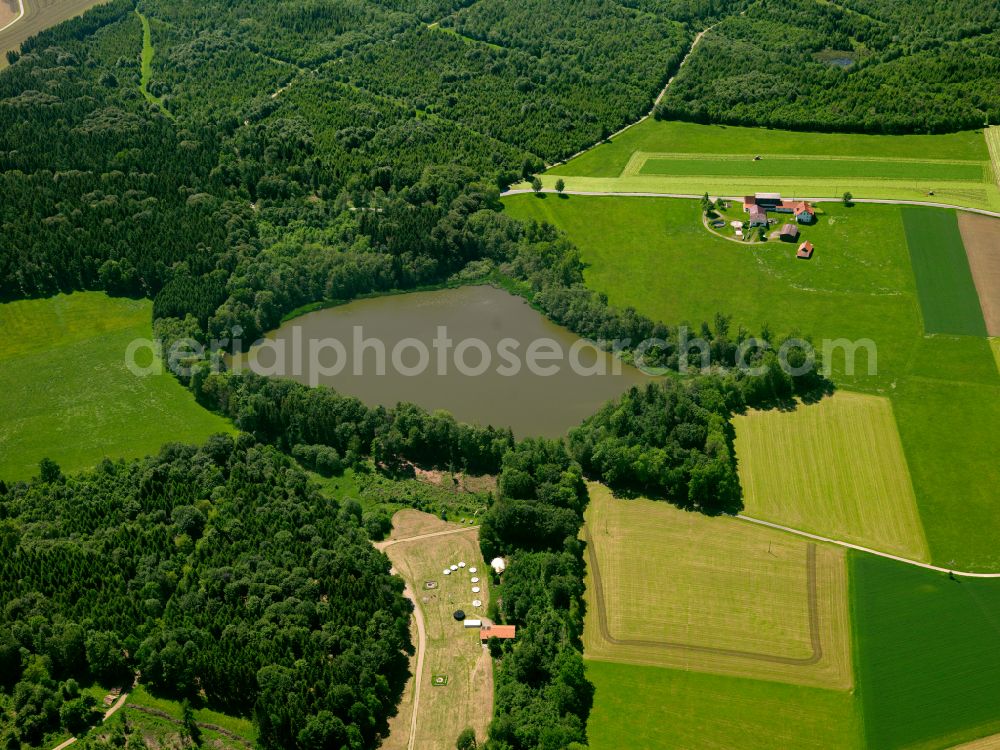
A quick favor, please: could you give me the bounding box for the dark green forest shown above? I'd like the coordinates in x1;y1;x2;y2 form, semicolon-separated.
657;0;1000;132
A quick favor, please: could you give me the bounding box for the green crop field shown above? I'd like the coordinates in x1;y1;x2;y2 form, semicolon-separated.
537;120;1000;211
0;292;234;481
637;154;984;183
902;207;988;337
851;552;1000;750
505;194;1000;571
585;661;862;750
734;391;929;562
582;484;852;689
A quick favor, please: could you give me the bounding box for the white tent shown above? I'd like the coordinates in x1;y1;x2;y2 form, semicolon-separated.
450;564;458;571
490;557;506;574
472;599;482;608
472;586;481;593
470;577;479;583
443;569;451;575
469;567;477;574
458;562;466;568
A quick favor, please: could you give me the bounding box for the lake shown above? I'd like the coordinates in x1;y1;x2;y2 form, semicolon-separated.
230;285;651;437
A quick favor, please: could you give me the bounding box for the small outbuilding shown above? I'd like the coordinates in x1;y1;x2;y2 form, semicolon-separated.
797;241;815;259
779;223;800;241
480;624;516;642
748;206;768;227
794;202;816;224
463;619;482;628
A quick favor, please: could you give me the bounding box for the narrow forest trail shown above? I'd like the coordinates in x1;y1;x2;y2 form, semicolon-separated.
545;23;716;170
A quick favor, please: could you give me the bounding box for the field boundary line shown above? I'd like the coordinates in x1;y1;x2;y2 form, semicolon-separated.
584;525;823;665
637;151;986;166
500;189;1000;218
375;524;480;550
737;516;1000;577
0;0;24;33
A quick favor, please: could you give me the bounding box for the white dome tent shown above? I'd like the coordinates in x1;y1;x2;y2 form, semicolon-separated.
490;557;506;574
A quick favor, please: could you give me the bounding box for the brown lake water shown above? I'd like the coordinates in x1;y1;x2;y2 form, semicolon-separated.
230;285;651;437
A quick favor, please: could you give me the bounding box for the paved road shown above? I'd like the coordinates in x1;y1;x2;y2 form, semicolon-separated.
502;188;1000;218
738;516;1000;578
375;524;479;750
0;0;24;33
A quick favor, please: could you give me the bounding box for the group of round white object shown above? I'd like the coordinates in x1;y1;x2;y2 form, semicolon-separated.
440;562;483;607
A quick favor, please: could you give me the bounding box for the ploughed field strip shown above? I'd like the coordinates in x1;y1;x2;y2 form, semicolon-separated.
733;391;930;563
957;213;1000;337
0;0;111;65
581;485;852;690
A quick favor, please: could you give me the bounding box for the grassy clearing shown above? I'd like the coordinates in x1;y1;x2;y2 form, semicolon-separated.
902;207;987;336
733;391;929;562
0;293;233;481
135;9;171;116
127;685;257;741
505;194;921;392
0;0;112;68
851;552;1000;750
541;119;1000;210
582;484;852;689
379;511;492;750
585;660;862;750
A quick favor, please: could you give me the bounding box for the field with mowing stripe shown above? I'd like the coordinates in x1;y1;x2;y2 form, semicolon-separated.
378;511;493;750
582;484;852;689
0;293;234;481
851;552;1000;750
586;661;862;750
902;207;988;336
733;391;929;562
540;120;1000;211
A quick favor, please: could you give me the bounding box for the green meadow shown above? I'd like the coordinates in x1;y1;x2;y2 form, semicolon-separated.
851;552;1000;750
504;194;999;571
585;660;861;750
902;207;988;336
541;120;1000;211
0;293;233;481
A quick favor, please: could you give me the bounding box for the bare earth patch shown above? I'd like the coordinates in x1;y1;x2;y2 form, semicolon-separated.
958;213;1000;336
0;0;20;30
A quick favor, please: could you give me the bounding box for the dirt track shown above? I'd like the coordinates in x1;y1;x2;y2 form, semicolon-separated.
583;525;823;666
958;213;1000;336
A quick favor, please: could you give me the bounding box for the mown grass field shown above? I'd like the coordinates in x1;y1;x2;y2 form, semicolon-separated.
583;484;852;689
0;0;111;67
505;193;1000;571
851;552;1000;750
637;153;985;183
733;391;929;562
379;511;492;750
902;207;988;336
505;195;920;392
585;661;862;750
540;119;1000;211
0;293;234;481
